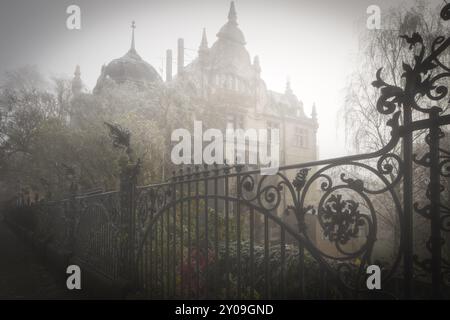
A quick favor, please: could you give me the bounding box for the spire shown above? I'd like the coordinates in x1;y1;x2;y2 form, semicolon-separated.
130;20;136;53
198;28;209;63
285;77;293;95
72;65;82;95
228;1;237;24
216;1;246;45
253;55;261;75
312;103;317;119
199;28;208;50
74;65;80;77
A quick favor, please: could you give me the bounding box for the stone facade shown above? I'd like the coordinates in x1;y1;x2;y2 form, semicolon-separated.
75;2;320;239
87;2;318;170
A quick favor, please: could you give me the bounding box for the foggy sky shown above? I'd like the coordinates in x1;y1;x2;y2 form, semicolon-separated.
0;0;445;159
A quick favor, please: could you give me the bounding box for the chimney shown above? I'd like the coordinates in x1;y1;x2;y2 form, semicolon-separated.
177;38;184;75
166;49;172;82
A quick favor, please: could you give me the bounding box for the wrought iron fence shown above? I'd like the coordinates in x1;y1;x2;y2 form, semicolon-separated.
6;4;450;299
72;191;122;281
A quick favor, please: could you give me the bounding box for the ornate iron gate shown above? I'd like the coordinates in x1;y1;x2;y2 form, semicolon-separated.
132;5;450;299
10;5;450;300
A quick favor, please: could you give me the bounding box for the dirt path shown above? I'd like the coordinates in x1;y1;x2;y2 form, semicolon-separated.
0;218;70;299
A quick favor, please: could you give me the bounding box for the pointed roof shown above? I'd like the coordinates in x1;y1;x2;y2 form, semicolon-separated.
216;2;246;45
199;28;208;51
253;55;261;73
285;78;293;95
312;103;317;119
228;1;237;23
74;65;81;77
72;65;82;95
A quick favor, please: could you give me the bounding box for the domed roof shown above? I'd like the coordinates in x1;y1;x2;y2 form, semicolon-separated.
216;2;246;45
206;2;254;78
102;48;161;84
94;22;161;92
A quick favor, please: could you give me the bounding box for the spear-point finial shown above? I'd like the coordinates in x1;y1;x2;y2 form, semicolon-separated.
130;20;136;52
228;1;237;24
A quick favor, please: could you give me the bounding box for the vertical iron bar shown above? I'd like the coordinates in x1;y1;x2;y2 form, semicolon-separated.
214;172;219;298
195;176;200;299
403;105;414;299
161;215;165;298
180;179;184;297
429;109;442;299
298;241;305;298
187;175;192;298
204;171;209;298
264;213;270;299
154;219;158;297
143;240;147;295
280;227;286;298
249;207;255;299
172;181;177;297
225;173;230;298
167;189;171;298
236;172;242;299
149;220;153;298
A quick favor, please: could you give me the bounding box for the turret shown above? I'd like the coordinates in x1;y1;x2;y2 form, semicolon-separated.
253;55;261;77
285;78;293;96
312;103;317;120
71;65;82;95
198;28;209;64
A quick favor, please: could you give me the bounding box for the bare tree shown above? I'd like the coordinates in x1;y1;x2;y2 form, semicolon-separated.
340;1;450;261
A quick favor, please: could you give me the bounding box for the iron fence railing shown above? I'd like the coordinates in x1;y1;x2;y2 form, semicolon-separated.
5;4;450;300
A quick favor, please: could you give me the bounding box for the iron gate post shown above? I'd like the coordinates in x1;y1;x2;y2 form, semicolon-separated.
429;108;442;299
402;104;414;299
119;160;140;287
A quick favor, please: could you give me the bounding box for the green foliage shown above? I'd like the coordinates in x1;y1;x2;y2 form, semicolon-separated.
0;67;222;201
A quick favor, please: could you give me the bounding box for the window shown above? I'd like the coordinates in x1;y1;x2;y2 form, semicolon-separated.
227;114;243;129
294;127;308;148
267;121;280;146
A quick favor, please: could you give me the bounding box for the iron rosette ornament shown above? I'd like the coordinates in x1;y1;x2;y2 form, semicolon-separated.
294;154;404;293
372;4;450;116
378;3;450;288
237;133;404;293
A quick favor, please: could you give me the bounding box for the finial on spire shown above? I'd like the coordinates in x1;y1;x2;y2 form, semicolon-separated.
285;77;293;95
200;28;208;50
198;28;209;63
130;20;136;52
312;102;317;119
72;65;82;95
253;55;261;74
74;65;81;77
228;1;237;24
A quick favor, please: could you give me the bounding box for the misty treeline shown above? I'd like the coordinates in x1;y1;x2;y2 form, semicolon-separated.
341;1;450;258
0;66;222;203
343;0;450;153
